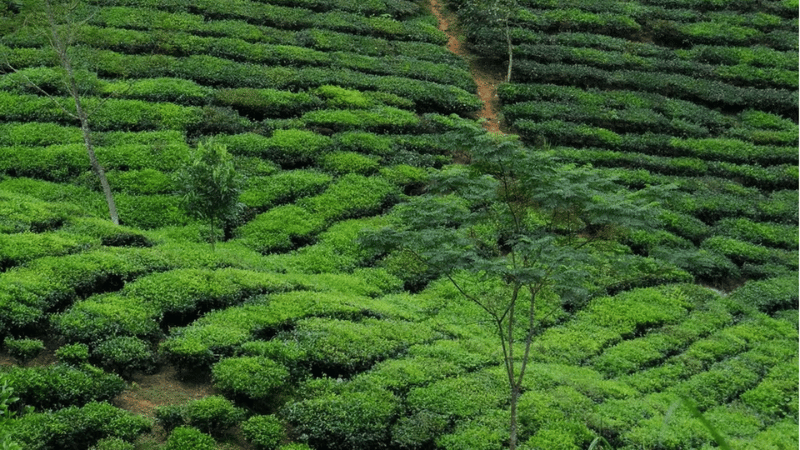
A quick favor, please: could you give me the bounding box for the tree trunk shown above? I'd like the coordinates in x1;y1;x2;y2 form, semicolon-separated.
209;216;216;251
72;75;119;225
46;0;119;225
505;17;513;83
509;384;520;450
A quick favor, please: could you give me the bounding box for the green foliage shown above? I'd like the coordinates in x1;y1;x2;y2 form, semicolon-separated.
237;204;325;253
2;337;44;365
10;401;150;450
163;426;216;450
740;358;799;422
156;396;246;437
176;139;245;247
241;415;284;450
88;437;135;450
290;317;435;376
319;151;380;175
283;382;399;450
93;336;155;375
55;342;90;366
0;363;125;411
297;173;399;223
727;276;799;314
241;170;333;210
212;356;289;400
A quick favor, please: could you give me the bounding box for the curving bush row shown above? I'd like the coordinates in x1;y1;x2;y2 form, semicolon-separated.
4;43;482;115
86;1;446;44
10;401;151;450
714;218;798;249
0;141;188;183
499;83;735;133
513;44;797;90
700;236;798;269
241;170;333;210
53;267;295;345
509;61;798;117
591;297;733;377
727;276;800;314
549;146;797;191
0;363;125;411
296;173;399;223
533;285;696;365
0;91;204;132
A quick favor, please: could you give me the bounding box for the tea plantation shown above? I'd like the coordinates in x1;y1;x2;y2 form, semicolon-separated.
0;0;797;449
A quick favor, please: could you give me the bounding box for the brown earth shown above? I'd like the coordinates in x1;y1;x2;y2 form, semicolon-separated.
428;0;507;134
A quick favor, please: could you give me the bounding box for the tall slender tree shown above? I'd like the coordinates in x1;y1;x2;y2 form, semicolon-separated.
361;120;668;449
2;0;119;224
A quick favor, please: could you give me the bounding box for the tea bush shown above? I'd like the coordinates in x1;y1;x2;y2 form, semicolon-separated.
55;343;90;366
157;396;246;437
283;381;399;450
214;88;321;120
740;357;799;422
319;151;380;175
237;204;325;253
0;363;124;410
212;356;290;400
727;276;799;314
10;401;150;450
89;437;135;450
714;218;798;249
163;426;216;450
297;173;399;223
241;415;284;450
93;336;156;375
290;317;436;375
241;170;333;210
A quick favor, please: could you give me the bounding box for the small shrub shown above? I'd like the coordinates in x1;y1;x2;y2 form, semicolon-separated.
89;437;135;450
93;337;156;376
283;383;399;450
212;357;289;400
184;395;247;437
163;426;216;450
155;404;186;434
241;415;284;450
3;337;44;365
10;401;151;450
1;364;126;411
55;343;90;366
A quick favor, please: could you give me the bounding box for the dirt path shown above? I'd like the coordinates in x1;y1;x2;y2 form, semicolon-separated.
429;0;506;134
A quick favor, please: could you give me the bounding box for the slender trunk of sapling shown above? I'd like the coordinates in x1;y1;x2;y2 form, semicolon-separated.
64;50;118;225
505;14;513;82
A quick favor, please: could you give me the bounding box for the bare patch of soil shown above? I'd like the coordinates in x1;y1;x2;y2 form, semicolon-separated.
428;0;507;134
112;365;216;419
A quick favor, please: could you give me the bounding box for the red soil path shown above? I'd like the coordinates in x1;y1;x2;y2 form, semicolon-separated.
428;0;507;134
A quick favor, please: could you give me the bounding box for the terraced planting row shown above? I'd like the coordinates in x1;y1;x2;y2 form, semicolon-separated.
0;0;797;449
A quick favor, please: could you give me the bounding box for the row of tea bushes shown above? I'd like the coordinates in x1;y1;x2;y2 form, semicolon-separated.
1;46;482;115
0;238;272;332
547;146;798;190
513;44;796;89
482;30;798;70
509;62;797;116
2;30;473;90
160;289;405;371
87;0;420;18
0;363;124;411
497;84;798;144
78;2;444;43
8;401;151;450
